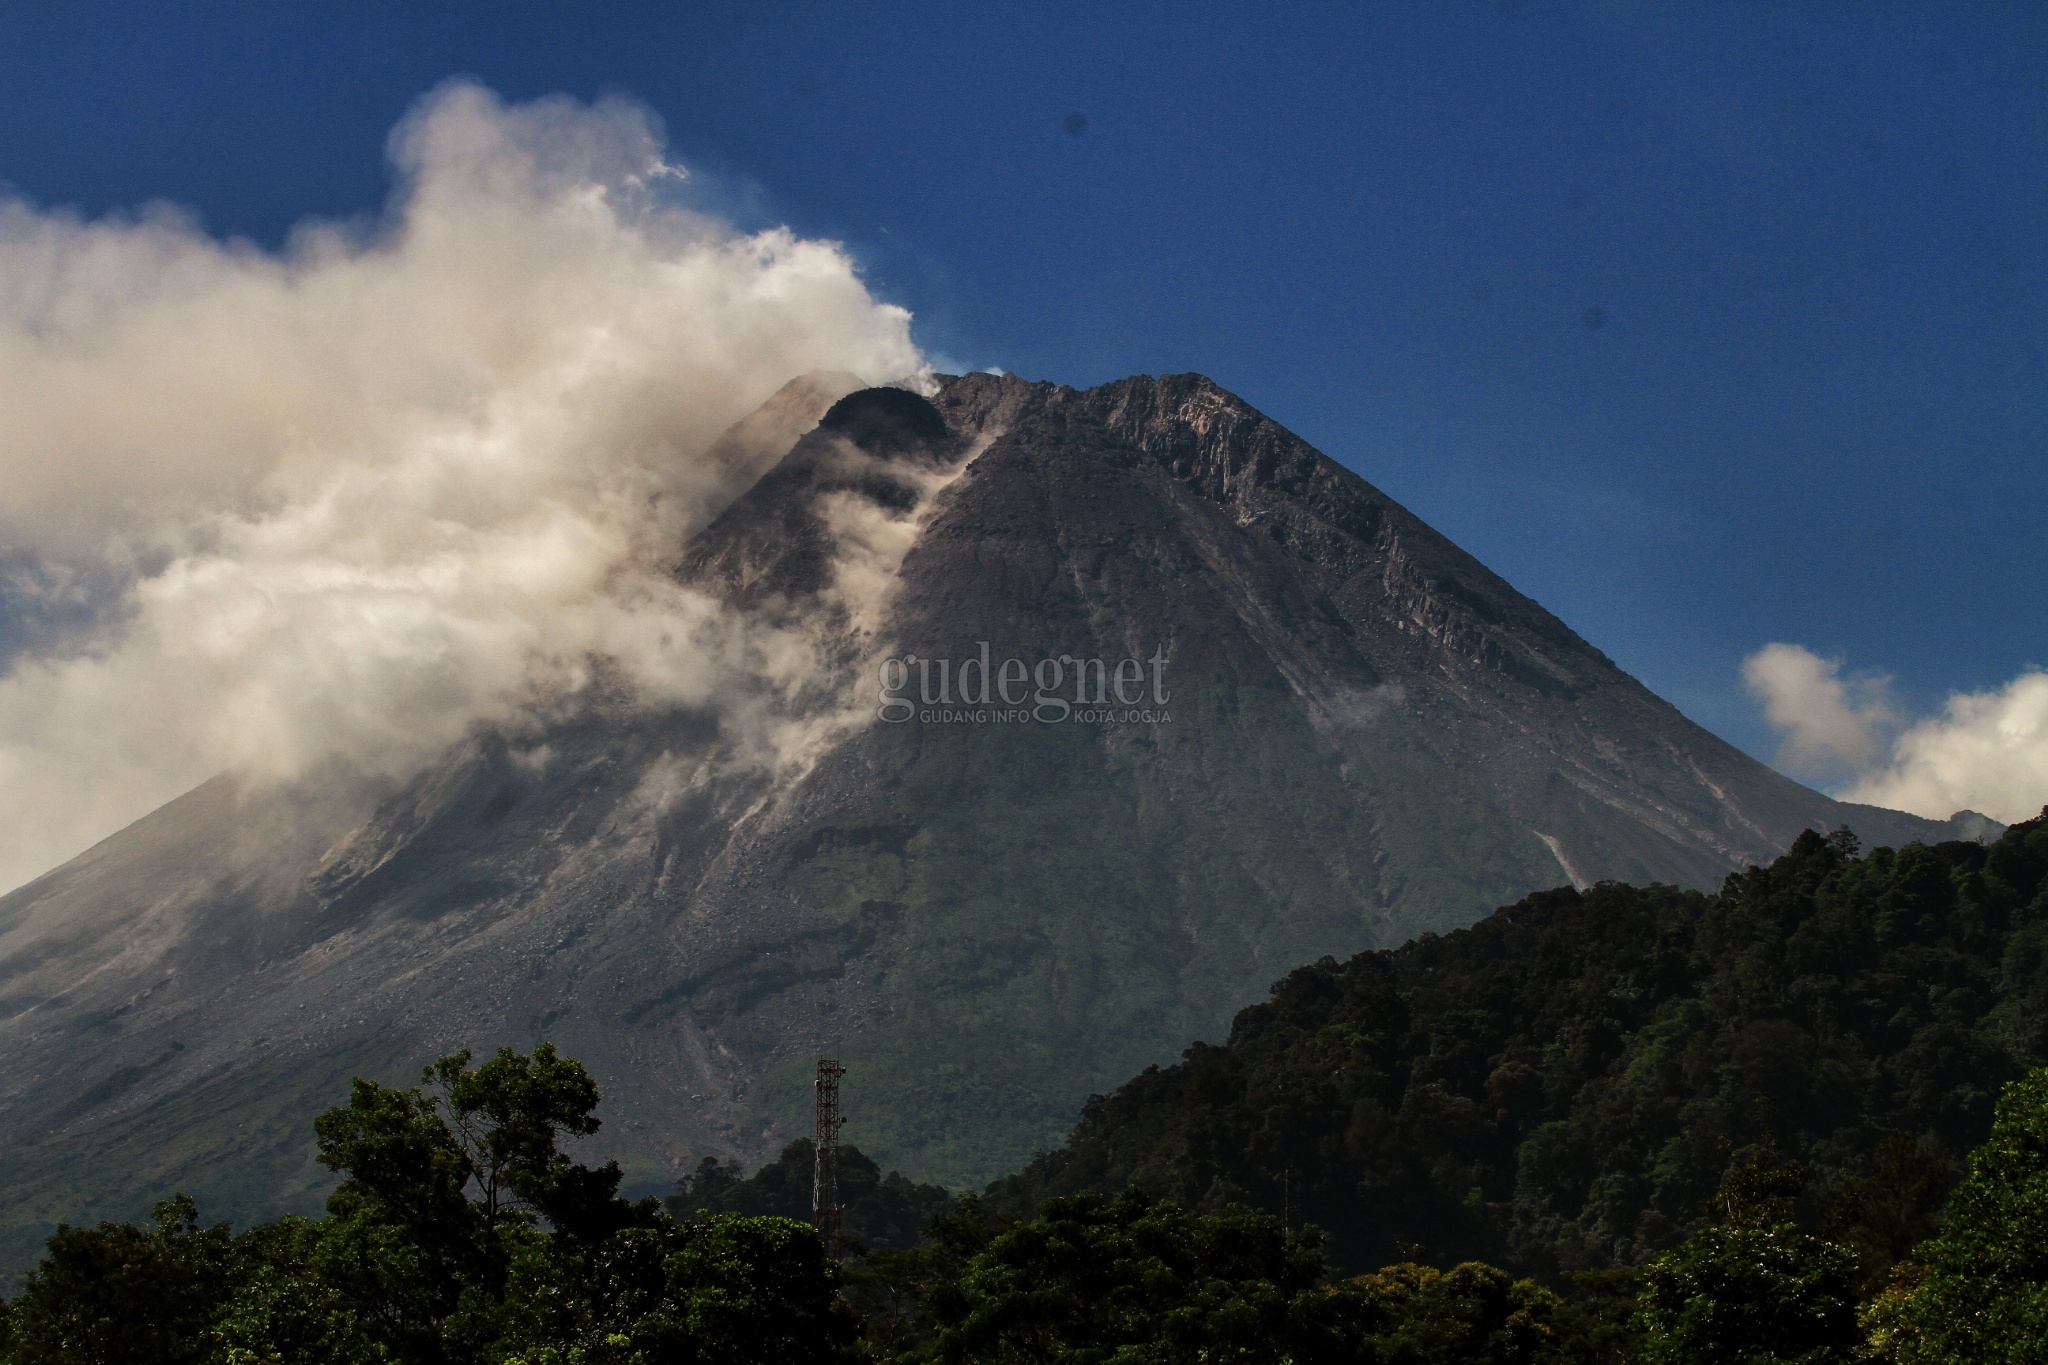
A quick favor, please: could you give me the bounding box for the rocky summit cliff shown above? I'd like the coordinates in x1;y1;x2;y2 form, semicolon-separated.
0;372;1977;1270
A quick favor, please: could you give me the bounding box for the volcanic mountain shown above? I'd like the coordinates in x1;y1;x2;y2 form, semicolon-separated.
0;371;1979;1268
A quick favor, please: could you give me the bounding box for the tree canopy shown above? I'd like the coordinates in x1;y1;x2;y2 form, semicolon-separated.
0;1046;854;1365
994;812;2048;1273
1870;1066;2048;1362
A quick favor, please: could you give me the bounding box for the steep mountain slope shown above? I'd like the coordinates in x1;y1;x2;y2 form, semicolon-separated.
0;372;1978;1275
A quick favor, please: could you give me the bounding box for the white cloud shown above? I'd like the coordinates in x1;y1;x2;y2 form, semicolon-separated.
1743;643;2048;824
0;82;928;893
1740;642;1896;781
1842;672;2048;824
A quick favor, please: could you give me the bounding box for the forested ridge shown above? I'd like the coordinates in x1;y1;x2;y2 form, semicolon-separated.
7;813;2048;1361
990;812;2048;1274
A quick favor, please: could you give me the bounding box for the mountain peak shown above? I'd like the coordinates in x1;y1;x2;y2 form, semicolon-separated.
816;385;952;458
0;370;1967;1266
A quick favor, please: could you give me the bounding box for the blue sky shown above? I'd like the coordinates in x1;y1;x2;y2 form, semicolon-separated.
0;0;2042;769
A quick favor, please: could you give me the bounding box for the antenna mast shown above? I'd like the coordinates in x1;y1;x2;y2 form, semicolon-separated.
812;1058;846;1260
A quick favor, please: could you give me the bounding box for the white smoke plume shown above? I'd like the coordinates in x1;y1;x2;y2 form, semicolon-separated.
1740;643;1898;781
0;82;928;894
1743;643;2048;824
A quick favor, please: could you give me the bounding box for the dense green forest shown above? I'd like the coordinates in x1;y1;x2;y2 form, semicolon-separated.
5;811;2048;1362
9;1049;2048;1361
994;813;2048;1274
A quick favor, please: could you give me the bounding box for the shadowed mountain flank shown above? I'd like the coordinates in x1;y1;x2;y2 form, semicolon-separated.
0;371;1979;1274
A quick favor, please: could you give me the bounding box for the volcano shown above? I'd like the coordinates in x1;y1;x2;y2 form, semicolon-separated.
0;371;1977;1267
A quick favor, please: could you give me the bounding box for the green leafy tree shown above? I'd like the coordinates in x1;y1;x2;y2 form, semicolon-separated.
0;1195;233;1365
314;1043;628;1249
491;1212;857;1364
306;1042;663;1358
841;1200;1002;1360
1822;1133;1948;1290
424;1044;638;1244
895;1188;1560;1364
1318;1260;1561;1365
1541;1268;1643;1365
1635;1148;1860;1365
304;1044;853;1363
664;1213;857;1361
917;1189;1322;1363
311;1064;504;1356
209;1215;392;1365
1876;1067;2048;1362
0;1045;855;1364
1636;1229;1860;1365
1706;1144;1805;1227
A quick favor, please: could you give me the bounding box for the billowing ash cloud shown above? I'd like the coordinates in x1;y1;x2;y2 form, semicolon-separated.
1744;643;2048;823
0;82;929;893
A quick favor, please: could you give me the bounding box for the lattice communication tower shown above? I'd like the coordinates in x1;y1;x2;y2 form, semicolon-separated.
812;1058;846;1259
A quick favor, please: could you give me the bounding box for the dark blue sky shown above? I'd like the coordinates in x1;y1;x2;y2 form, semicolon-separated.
1;0;2041;760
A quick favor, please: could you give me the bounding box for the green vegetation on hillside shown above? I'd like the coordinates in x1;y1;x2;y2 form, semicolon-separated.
990;811;2048;1273
0;1044;1581;1363
657;1055;2048;1363
15;1038;2048;1359
0;1046;855;1364
1867;1064;2048;1361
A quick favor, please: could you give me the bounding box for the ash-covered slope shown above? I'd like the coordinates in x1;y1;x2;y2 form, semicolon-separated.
0;372;1975;1271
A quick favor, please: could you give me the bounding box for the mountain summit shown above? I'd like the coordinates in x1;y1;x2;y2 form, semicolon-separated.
0;372;1974;1261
